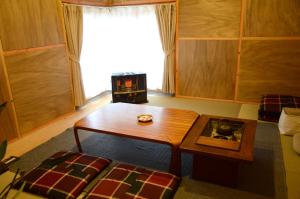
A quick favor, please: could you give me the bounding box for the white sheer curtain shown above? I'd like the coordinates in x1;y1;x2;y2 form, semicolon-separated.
80;5;164;99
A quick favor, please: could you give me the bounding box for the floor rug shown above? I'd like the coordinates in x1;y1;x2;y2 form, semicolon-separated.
10;122;287;199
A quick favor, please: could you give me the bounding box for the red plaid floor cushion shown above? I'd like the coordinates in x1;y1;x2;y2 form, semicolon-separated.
14;151;111;199
258;95;300;122
85;163;181;199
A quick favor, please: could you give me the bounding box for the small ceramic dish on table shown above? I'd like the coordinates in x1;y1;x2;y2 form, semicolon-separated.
137;114;153;123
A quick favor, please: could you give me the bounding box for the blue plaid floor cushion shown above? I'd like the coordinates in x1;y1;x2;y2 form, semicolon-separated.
85;163;181;199
258;94;300;122
14;151;111;199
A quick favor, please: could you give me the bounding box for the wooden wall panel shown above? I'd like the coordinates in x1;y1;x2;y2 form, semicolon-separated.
5;47;74;134
244;0;300;37
0;42;10;103
237;40;300;101
0;40;18;141
178;40;238;100
0;62;5;103
0;0;65;51
179;0;241;38
0;103;19;141
0;82;5;105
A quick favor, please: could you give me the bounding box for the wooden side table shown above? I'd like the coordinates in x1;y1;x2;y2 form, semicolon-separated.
180;115;257;187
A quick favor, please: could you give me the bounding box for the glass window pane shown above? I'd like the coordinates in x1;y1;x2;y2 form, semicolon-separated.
80;6;164;99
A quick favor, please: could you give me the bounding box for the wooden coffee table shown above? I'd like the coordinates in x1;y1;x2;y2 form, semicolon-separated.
74;103;199;175
180;115;257;186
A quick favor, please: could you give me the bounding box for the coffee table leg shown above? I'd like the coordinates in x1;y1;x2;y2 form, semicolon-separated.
170;145;181;176
74;128;83;153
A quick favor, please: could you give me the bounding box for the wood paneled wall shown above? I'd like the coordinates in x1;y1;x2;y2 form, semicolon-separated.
0;42;19;141
177;0;300;102
0;42;11;103
0;103;19;141
237;40;300;101
244;0;300;37
0;0;65;51
5;47;74;134
0;0;74;139
178;40;237;99
179;0;241;38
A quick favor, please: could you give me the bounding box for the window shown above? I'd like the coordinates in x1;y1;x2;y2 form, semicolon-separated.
80;5;164;99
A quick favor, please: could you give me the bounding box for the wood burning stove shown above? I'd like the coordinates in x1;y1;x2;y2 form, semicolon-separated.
111;72;147;103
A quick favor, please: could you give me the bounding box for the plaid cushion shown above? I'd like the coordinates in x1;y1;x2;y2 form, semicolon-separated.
86;163;180;199
14;151;111;199
258;95;300;122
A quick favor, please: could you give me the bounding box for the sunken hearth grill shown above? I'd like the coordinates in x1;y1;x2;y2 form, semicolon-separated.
196;118;245;151
208;119;244;141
